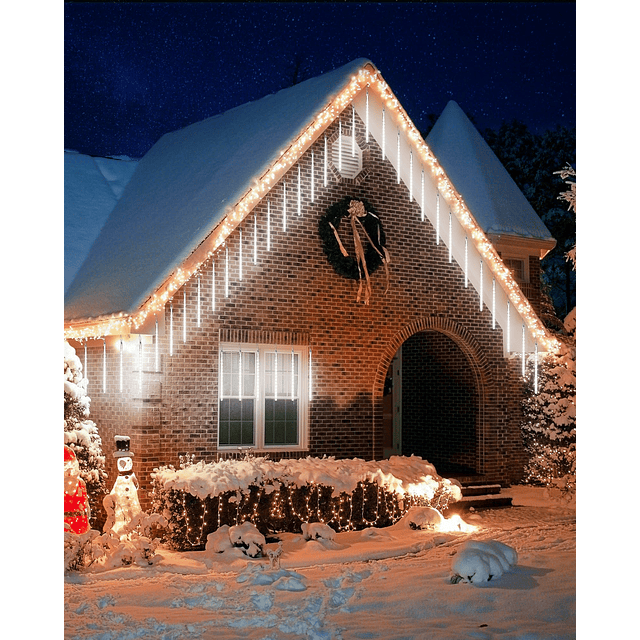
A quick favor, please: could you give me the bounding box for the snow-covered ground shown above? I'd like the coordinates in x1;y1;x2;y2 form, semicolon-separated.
63;486;577;639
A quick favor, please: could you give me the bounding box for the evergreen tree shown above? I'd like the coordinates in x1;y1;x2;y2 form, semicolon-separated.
64;341;108;528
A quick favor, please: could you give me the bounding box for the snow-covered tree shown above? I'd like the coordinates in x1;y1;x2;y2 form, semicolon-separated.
520;168;576;496
64;341;108;527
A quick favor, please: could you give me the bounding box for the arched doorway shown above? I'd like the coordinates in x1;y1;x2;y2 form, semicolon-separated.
379;319;487;478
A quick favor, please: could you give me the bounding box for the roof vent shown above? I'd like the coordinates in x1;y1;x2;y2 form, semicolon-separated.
331;134;363;179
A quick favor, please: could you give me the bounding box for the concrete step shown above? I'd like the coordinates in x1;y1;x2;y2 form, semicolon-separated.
444;483;513;514
460;483;502;497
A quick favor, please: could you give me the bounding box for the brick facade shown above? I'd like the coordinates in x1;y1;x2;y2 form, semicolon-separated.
73;111;531;510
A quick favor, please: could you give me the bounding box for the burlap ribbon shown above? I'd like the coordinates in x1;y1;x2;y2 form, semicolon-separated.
328;200;390;304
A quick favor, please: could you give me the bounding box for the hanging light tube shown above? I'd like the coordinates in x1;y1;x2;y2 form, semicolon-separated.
83;343;88;386
183;289;187;343
283;182;287;232
421;168;425;221
119;337;123;393
274;348;278;402
339;120;343;172
311;151;315;203
396;129;400;184
324;135;328;187
436;192;440;244
138;335;143;393
448;211;452;263
253;212;258;264
409;149;413;201
155;316;159;371
267;199;271;251
297;165;301;216
464;236;468;287
534;342;539;394
197;274;201;327
352;103;356;156
291;348;295;399
492;278;496;329
256;348;260;400
211;260;216;312
381;107;385;160
507;300;511;353
239;228;243;281
239;348;243;399
308;348;313;401
102;339;106;393
170;301;174;356
479;259;483;311
522;323;526;377
365;86;370;142
225;245;229;298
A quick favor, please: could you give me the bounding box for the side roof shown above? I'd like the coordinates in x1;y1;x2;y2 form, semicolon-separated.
64;58;371;322
426;100;555;244
64;150;138;293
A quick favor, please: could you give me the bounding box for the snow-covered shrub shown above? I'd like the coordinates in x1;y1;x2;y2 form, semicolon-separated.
301;522;336;541
150;454;461;550
521;314;576;496
404;506;445;530
450;540;518;584
64;341;108;527
229;521;265;558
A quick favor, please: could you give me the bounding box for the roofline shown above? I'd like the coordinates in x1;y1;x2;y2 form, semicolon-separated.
64;60;560;354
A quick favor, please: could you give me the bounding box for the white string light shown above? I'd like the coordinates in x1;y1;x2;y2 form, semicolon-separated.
409;148;413;201
239;348;243;399
119;337;123;393
479;259;483;311
507;300;511;352
522;323;526;377
211;260;216;312
102;339;106;393
448;211;452;263
84;343;88;387
382;107;385;160
492;278;496;329
352;103;356;157
396;128;400;184
339;120;342;173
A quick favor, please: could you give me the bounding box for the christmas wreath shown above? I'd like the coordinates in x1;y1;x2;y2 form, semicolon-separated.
318;196;390;304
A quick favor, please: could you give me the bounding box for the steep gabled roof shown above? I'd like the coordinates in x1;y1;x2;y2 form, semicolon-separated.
64;58;370;323
64;151;138;293
64;59;559;353
426;101;555;246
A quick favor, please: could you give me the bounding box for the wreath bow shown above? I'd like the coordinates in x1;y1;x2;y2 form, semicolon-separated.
327;199;390;305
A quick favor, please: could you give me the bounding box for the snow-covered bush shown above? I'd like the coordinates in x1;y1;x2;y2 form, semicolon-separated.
64;342;108;527
301;522;336;541
521;307;576;496
151;454;461;550
229;521;266;558
404;506;445;530
450;540;518;584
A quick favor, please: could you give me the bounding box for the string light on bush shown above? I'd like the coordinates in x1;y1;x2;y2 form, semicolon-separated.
534;341;539;394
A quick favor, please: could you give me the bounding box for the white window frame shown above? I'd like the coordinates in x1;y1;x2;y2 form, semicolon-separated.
218;342;309;451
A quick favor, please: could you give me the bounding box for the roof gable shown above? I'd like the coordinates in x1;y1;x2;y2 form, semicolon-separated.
426;101;554;243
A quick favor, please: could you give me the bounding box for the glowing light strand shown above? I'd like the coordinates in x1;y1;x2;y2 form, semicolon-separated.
421;168;425;221
283;182;287;232
119;337;123;393
436;192;440;244
183;289;186;343
479;260;483;311
492;278;496;329
448;211;452;263
352;103;355;156
197;275;201;327
155;317;159;371
365;86;369;142
522;323;526;377
253;213;258;264
339;120;342;172
267;199;271;252
138;335;143;393
534;342;539;394
225;245;229;298
324;135;328;187
409;149;413;201
396;128;400;184
464;236;468;287
297;165;301;216
170;301;174;356
311;151;315;203
211;260;216;313
102;339;106;393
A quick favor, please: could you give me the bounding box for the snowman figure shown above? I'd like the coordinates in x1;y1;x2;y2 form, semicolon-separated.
103;435;142;536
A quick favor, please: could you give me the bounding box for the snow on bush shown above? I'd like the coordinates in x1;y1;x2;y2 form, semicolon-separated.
229;521;266;558
450;540;518;584
302;522;336;541
151;454;462;550
403;506;444;530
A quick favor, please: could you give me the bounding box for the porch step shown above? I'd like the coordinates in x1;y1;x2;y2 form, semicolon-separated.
444;483;512;514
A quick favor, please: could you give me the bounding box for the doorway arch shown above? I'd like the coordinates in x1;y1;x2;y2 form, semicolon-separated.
374;317;490;477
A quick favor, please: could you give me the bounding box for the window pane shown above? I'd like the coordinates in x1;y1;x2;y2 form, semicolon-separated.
264;351;298;399
264;398;298;445
219;398;255;446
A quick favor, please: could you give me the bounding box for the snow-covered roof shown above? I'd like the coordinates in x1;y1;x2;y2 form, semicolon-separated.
64;59;371;322
64;150;138;293
426;100;555;244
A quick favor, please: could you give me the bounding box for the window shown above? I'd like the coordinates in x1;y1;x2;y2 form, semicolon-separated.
331;134;363;179
503;258;526;283
218;343;309;450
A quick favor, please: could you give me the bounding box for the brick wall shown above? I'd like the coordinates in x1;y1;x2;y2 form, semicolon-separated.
75;109;532;510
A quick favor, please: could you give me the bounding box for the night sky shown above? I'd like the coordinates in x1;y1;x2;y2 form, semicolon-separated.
65;2;576;159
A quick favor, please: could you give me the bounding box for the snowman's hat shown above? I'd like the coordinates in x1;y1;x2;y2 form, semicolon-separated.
113;435;135;458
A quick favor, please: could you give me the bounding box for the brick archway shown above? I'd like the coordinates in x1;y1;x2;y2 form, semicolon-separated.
373;317;491;475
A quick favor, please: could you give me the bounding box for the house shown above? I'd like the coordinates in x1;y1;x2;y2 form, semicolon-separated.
64;59;558;509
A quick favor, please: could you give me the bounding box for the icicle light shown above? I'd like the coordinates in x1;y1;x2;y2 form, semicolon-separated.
464;236;468;287
291;348;295;398
283;182;287;232
211;260;216;312
64;63;559;355
225;245;229;298
239;228;243;282
448;211;452;263
396;128;400;184
421;168;425;222
102;339;106;393
365;86;370;142
197;274;201;327
436;193;440;244
239;348;243;399
183;289;187;343
155;317;159;371
253;212;258;264
492;278;496;329
274;348;278;402
324;135;328;187
409;149;413;201
119;337;123;393
522;323;526;377
170;301;174;356
297;165;301;216
352;104;356;156
507;300;511;353
267;199;272;251
479;260;483;311
534;342;539;394
138;335;143;393
311;151;315;203
309;348;313;401
84;343;88;385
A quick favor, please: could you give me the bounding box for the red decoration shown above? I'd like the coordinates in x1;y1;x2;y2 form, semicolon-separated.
64;446;90;534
